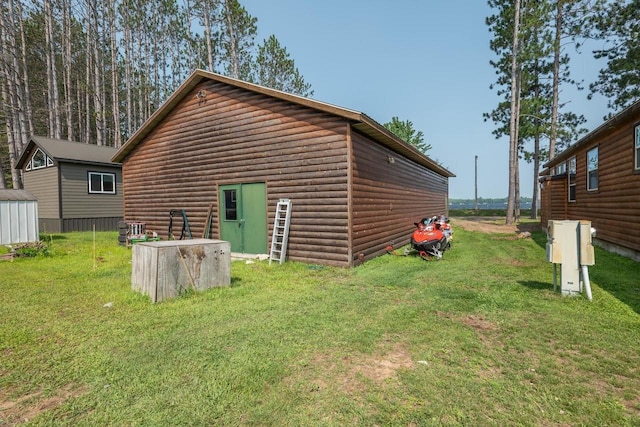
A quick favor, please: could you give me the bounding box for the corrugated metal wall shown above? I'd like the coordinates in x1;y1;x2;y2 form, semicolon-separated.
0;199;39;245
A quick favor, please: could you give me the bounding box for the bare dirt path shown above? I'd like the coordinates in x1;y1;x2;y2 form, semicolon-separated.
451;216;540;235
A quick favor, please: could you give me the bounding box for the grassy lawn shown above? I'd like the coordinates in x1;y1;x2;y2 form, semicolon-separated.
1;222;639;426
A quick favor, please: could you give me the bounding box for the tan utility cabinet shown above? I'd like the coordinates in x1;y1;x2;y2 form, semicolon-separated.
546;220;595;297
132;239;231;303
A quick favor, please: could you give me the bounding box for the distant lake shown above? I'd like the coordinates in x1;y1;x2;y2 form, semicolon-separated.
449;199;536;210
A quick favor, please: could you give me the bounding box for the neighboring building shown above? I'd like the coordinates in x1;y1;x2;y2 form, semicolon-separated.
16;136;123;233
112;69;455;267
540;99;640;261
0;189;38;245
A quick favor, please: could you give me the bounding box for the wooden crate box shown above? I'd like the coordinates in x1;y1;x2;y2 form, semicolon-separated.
132;239;231;303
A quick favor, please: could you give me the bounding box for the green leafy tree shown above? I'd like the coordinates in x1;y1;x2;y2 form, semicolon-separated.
383;116;431;153
589;0;640;112
253;34;313;97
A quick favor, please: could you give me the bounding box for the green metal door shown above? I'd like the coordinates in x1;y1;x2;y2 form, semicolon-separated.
219;183;267;254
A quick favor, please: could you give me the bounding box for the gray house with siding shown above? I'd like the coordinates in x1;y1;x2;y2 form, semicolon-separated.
16;136;123;233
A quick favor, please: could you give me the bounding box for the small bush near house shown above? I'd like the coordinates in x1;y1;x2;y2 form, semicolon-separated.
12;241;50;257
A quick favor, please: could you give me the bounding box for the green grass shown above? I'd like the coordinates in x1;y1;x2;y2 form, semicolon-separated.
1;226;639;426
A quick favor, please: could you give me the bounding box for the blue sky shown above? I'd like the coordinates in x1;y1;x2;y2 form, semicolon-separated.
242;0;611;199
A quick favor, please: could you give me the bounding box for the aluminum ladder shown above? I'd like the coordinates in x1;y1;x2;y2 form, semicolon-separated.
269;199;292;265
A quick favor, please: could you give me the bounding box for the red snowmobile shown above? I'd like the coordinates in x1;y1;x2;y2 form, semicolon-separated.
410;216;452;260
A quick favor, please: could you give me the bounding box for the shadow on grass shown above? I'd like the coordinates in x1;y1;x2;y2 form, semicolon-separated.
40;233;68;241
524;246;640;314
518;280;553;292
589;248;640;315
530;230;548;250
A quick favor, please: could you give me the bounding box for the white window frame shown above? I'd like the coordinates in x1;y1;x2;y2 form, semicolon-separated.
568;157;576;202
587;147;598;191
635;124;640;171
88;171;116;194
30;148;50;170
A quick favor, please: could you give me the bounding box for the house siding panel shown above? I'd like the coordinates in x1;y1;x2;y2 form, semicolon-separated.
351;131;448;263
22;166;59;219
60;162;123;218
122;80;351;266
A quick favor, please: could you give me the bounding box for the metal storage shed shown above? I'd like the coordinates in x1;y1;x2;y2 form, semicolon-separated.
0;190;39;245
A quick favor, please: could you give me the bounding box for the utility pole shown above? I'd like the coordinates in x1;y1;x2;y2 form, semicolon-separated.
474;155;478;212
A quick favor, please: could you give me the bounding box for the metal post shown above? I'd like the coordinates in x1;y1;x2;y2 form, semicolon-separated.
474;155;478;211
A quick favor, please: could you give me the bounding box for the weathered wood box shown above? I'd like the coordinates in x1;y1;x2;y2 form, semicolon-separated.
131;239;231;303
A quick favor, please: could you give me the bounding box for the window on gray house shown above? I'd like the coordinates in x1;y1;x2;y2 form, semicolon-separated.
88;172;116;194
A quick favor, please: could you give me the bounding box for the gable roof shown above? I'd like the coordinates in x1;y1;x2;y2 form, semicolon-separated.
112;69;455;178
544;98;640;169
16;136;121;170
0;189;37;201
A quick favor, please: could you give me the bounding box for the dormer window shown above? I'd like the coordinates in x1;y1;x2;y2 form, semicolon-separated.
26;148;53;171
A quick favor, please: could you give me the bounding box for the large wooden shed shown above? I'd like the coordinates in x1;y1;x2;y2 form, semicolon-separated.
16;136;123;233
112;69;455;267
540;99;640;260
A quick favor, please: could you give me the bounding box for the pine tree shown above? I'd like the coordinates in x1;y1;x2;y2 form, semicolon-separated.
383;117;431;154
589;0;640;112
254;35;313;97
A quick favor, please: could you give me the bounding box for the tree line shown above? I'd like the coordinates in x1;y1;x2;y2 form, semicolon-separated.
485;0;640;224
0;0;312;189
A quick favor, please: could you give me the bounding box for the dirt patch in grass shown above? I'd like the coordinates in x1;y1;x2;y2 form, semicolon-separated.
349;344;415;383
295;343;415;397
452;217;541;235
435;311;498;331
0;383;88;425
459;314;498;331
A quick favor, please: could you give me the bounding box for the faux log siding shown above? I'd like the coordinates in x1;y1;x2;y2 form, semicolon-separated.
542;118;640;253
122;80;351;266
350;131;448;263
540;176;568;228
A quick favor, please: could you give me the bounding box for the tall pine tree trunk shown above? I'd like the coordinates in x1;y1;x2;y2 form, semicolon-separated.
62;0;74;141
44;0;61;139
84;15;92;144
109;1;121;147
124;19;133;136
2;0;25;188
224;0;239;78
531;132;540;219
549;0;562;160
17;0;32;144
89;0;105;145
203;6;214;71
506;0;522;225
